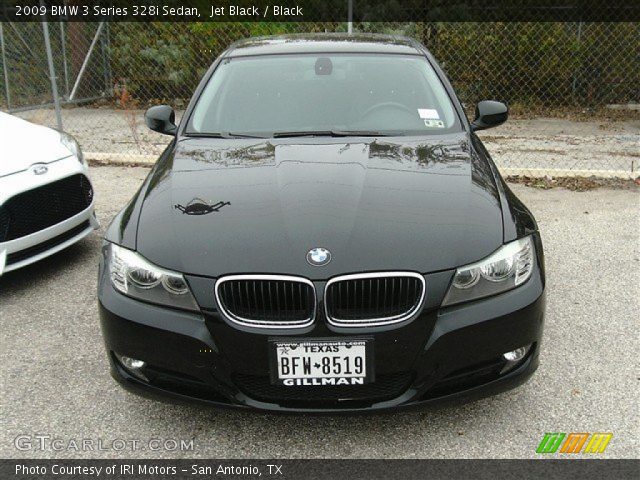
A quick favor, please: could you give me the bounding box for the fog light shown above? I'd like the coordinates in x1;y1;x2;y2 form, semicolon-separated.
503;347;527;362
121;356;146;369
500;344;532;374
115;353;148;381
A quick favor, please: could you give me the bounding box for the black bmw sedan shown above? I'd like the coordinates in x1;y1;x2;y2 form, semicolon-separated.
98;34;545;412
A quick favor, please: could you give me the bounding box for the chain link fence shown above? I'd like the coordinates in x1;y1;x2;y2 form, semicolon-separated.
1;21;638;176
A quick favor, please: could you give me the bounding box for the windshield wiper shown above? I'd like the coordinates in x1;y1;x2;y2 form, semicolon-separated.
272;130;392;138
224;132;266;139
185;132;266;139
188;130;394;139
333;130;395;137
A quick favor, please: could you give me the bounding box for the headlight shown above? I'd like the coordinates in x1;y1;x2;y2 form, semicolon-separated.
442;236;535;306
106;243;199;311
60;132;86;166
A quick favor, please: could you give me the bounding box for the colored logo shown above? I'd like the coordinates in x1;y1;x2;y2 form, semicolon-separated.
306;247;331;266
536;433;612;454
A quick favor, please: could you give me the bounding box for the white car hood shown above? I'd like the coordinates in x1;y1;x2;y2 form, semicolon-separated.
0;112;72;177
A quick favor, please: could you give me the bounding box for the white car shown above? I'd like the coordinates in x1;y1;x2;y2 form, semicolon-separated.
0;112;98;275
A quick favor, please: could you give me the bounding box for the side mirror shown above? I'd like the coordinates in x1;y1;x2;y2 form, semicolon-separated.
145;105;177;135
471;100;508;131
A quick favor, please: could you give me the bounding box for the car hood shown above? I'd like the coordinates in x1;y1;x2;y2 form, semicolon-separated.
0;112;72;177
136;134;503;279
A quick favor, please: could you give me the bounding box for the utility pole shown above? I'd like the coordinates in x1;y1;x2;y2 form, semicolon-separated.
41;12;63;129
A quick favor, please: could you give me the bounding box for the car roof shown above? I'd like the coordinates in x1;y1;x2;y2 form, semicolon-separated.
225;33;424;58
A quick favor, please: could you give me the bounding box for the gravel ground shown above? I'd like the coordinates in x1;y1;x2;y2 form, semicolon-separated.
0;166;638;459
17;108;640;175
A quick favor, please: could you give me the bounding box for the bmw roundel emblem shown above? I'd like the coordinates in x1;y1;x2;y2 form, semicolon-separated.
306;247;331;266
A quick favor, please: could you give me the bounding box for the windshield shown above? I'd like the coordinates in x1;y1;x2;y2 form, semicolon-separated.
186;54;462;138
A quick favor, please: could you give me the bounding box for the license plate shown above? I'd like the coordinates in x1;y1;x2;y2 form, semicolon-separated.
270;338;373;386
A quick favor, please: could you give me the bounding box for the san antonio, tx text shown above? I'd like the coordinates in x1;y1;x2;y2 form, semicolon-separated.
16;463;284;476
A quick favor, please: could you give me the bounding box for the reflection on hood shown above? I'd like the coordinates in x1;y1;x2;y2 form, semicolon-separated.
368;139;470;167
178;142;276;168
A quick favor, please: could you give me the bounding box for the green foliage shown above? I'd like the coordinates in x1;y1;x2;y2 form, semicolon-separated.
105;22;639;107
422;22;639;107
108;22;337;103
109;23;203;100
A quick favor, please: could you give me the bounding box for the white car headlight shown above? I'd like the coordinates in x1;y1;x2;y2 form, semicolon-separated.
442;236;535;306
106;243;199;311
60;132;86;166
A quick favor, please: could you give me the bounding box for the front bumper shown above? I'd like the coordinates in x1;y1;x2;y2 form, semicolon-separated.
0;158;99;275
98;261;545;413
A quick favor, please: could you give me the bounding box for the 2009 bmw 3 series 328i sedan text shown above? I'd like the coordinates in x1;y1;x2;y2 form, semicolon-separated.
98;34;545;412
